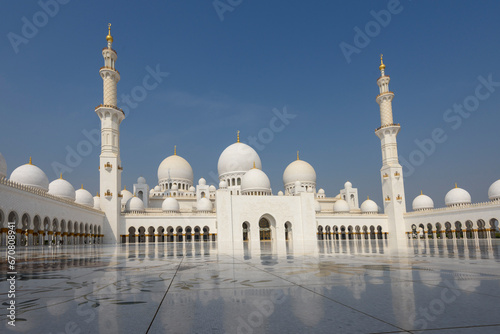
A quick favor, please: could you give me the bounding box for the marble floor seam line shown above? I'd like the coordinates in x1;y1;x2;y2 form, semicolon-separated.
145;255;185;334
229;254;410;333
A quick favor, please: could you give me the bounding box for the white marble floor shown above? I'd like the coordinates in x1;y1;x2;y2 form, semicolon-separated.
1;239;500;333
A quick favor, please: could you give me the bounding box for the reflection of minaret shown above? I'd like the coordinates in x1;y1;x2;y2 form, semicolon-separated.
96;24;124;244
375;55;406;240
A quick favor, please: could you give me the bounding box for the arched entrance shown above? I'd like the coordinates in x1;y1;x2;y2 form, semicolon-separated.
242;222;249;241
284;222;292;241
259;218;271;241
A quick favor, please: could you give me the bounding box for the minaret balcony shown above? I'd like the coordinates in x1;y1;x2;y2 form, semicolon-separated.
104;162;112;171
394;171;400;179
100;66;120;76
104;191;113;198
95;104;125;116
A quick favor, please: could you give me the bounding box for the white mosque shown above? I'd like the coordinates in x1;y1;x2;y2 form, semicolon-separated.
0;26;499;251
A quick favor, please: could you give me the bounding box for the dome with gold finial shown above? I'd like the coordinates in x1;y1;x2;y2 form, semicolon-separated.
217;131;262;179
106;23;113;43
75;185;94;207
445;183;471;207
10;157;49;191
48;174;76;201
283;152;316;190
157;146;194;185
412;191;434;211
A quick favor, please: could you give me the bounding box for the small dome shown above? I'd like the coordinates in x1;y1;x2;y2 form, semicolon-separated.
361;198;378;213
412;193;434;211
197;197;213;212
488;180;500;201
154;185;161;192
445;185;471;206
126;196;145;212
137;176;146;184
218;142;262;178
318;188;325;195
10;159;49;191
189;186;196;192
278;191;284;196
149;188;155;195
171;184;179;191
295;180;302;188
75;187;94;207
219;181;227;189
283;159;316;187
241;168;271;193
344;181;352;189
48;177;75;201
162;197;180;212
0;152;7;178
198;178;206;186
209;185;216;192
315;200;321;213
333;199;350;213
93;195;100;210
157;154;194;184
121;188;133;205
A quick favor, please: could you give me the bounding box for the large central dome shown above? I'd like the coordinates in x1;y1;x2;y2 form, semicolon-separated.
158;154;194;183
218;142;262;178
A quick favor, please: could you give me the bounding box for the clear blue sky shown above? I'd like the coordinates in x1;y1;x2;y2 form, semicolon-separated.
1;0;499;208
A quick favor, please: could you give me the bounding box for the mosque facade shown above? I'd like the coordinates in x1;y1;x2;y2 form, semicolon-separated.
0;27;499;250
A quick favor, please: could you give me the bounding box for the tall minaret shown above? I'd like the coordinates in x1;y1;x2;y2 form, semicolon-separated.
374;55;406;241
96;24;124;244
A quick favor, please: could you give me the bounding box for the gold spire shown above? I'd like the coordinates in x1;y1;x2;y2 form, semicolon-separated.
60;173;63;180
367;196;370;200
297;151;300;160
253;161;256;169
106;23;113;43
81;184;84;189
124;185;127;190
28;157;32;165
237;130;240;143
96;192;100;197
174;145;177;155
379;54;386;71
420;190;423;195
455;183;458;188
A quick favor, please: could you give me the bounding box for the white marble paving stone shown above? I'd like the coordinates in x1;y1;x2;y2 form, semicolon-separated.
0;240;499;333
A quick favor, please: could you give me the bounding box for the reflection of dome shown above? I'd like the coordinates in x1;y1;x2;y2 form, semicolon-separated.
412;192;434;211
361;198;378;213
0;152;6;178
197;197;213;212
315;200;321;213
158;154;193;183
48;176;75;201
218;142;262;178
126;197;144;212
10;158;49;191
75;186;94;207
445;185;471;206
488;180;500;201
121;187;133;205
162;197;180;212
283;159;316;186
344;181;352;189
241;168;271;194
333;199;350;213
137;176;146;184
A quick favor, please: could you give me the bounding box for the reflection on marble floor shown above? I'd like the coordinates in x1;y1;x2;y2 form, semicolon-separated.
1;239;500;333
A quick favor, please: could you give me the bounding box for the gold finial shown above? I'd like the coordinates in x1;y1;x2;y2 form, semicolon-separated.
367;196;370;200
60;173;63;179
253;161;256;169
81;184;84;189
106;23;113;43
455;183;458;188
379;54;386;71
237;130;240;143
28;156;32;165
174;145;177;155
96;192;100;197
124;185;127;190
420;190;423;195
297;151;300;160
